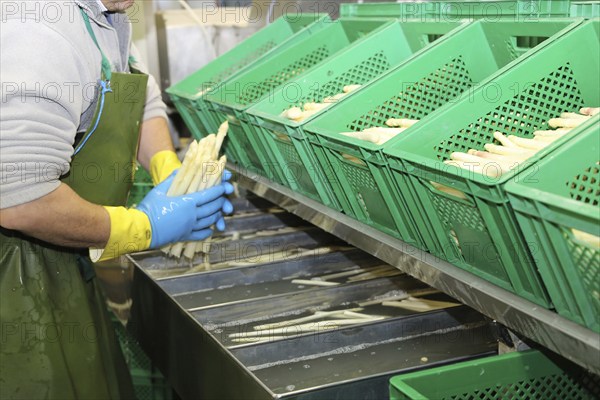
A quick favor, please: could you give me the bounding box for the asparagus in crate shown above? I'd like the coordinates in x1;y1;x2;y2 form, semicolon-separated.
280;84;362;122
445;108;598;178
337;117;420;145
164;121;229;259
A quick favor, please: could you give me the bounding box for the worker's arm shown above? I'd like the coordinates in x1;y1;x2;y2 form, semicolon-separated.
137;116;177;172
0;175;233;261
0;185;111;249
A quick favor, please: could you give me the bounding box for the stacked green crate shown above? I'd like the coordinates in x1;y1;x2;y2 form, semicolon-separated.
113;316;175;400
390;350;600;400
303;19;581;256
340;1;570;19
383;19;597;307
245;20;464;211
166;14;330;164
506;117;600;332
203;18;393;183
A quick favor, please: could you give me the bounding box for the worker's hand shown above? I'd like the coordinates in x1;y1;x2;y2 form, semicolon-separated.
137;172;234;248
149;150;182;185
90;170;233;262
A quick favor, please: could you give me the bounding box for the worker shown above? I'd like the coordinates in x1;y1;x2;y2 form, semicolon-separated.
0;0;233;398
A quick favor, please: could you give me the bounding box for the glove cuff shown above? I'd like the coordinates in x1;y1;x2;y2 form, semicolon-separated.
150;150;182;185
90;207;152;262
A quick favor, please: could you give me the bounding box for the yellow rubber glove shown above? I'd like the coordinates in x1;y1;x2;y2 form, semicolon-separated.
149;150;182;185
90;206;151;262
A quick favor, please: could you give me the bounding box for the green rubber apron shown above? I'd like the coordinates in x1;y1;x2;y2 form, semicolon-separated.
0;8;147;399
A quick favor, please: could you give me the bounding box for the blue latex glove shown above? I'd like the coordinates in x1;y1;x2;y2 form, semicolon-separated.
137;172;234;248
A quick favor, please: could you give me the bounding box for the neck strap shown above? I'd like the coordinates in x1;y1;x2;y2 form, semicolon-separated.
79;8;112;81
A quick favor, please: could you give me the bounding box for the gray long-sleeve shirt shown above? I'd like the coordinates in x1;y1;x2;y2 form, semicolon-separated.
0;0;167;209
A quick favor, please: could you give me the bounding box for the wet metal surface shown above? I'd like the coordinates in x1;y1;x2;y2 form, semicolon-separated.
127;193;499;399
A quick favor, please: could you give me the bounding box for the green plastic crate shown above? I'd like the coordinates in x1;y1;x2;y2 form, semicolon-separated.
340;1;570;20
383;19;598;307
304;19;580;254
389;350;600;400
204;18;393;183
166;13;330;164
113;316;175;400
245;20;463;211
571;1;600;18
505;117;600;332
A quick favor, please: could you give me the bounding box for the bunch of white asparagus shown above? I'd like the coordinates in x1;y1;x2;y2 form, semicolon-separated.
163;121;229;259
280;84;362;122
445;107;599;178
340;117;419;145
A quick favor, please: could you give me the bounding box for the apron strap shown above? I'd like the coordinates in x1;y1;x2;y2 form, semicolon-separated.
79;7;112;82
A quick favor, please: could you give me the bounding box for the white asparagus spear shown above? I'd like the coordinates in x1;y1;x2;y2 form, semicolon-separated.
167;141;198;196
533;134;563;143
386;118;419;128
493;131;517;148
451;152;513;174
484;143;536;158
291;279;340;287
231;336;288;343
358;288;441;307
343;84;362;93
316;268;369;280
507;135;549;151
281;107;303;120
572;229;600;249
533;128;571;137
186;156;227;259
340;131;383;144
171;141;213;258
382;298;461;312
548;117;587;128
467;150;522;165
294;108;321;122
253;308;365;330
429;181;469;200
303;102;329;111
340;310;381;319
579;107;600;116
560;112;590;120
214;121;229;159
230;318;387;338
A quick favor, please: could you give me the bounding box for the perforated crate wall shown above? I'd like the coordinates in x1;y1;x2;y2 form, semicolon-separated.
289;51;392;108
433;63;585;161
563;160;600;318
208;41;278;87
236;46;331;106
567;162;600;205
347;57;474;132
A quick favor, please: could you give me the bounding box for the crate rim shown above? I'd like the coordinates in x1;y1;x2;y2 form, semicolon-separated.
204;17;400;111
165;13;331;100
